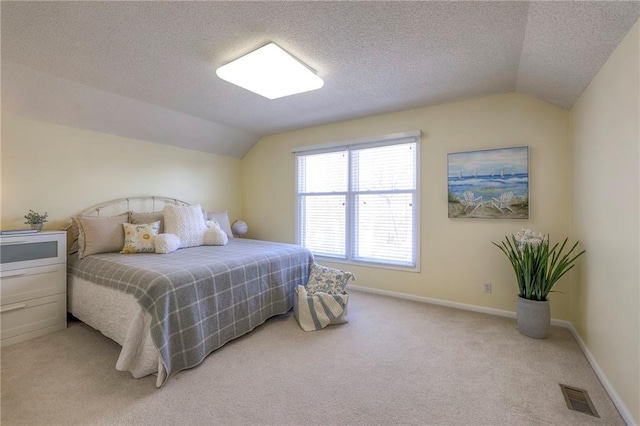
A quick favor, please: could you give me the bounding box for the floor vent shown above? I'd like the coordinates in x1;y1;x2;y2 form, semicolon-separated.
560;384;599;417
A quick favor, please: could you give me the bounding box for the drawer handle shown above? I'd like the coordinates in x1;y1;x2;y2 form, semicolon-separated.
0;303;27;313
0;270;27;278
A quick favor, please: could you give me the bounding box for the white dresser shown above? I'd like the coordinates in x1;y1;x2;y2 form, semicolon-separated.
0;231;67;346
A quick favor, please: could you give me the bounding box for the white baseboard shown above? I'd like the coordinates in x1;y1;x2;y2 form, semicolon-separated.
565;323;636;425
348;284;635;425
349;284;570;326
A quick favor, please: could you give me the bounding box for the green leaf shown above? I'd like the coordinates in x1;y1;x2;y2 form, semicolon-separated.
492;233;585;301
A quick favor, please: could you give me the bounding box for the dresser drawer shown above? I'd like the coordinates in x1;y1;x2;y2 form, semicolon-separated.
1;293;66;343
0;232;66;271
0;264;66;305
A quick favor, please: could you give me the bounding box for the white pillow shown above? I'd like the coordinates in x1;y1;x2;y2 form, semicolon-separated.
155;233;181;254
205;220;219;229
164;204;207;248
203;226;228;246
205;211;233;239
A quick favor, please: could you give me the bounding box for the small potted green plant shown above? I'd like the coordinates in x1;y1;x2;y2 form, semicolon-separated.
24;209;48;232
493;229;585;339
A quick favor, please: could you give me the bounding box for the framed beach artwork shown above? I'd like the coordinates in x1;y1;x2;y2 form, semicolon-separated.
447;146;529;219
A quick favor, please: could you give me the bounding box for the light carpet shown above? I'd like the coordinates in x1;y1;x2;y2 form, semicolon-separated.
0;290;624;425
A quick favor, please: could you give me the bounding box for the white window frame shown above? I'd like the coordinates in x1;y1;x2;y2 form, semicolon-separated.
293;131;421;272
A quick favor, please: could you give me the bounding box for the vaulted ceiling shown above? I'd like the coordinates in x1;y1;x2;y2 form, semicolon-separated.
3;1;639;157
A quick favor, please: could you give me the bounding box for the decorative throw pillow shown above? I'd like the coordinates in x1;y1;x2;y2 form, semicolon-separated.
203;226;229;246
120;222;160;253
70;212;129;255
164;204;207;248
74;213;130;259
155;233;181;254
205;211;234;239
306;263;356;294
130;211;164;234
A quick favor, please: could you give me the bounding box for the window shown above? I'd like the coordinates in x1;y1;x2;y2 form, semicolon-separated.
295;132;420;269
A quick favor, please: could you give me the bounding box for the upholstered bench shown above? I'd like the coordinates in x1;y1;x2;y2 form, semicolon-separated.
294;263;355;332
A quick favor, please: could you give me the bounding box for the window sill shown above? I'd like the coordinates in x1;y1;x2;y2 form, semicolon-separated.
314;255;420;273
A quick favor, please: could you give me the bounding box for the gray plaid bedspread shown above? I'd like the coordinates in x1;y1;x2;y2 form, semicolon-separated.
68;239;313;385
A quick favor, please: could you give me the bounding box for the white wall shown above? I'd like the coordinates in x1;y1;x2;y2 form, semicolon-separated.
571;19;640;424
1;114;242;231
242;92;574;320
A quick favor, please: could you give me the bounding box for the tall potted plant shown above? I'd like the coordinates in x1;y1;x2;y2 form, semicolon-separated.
493;229;585;339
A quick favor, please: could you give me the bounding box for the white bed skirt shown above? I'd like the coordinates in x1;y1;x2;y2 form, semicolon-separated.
67;275;166;387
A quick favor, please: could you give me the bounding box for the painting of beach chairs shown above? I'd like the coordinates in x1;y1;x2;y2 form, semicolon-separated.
448;146;529;219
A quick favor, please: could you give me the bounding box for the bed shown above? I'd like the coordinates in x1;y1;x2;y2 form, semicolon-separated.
66;196;313;387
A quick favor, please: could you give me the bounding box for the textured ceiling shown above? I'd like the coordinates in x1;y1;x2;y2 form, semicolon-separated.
2;1;639;157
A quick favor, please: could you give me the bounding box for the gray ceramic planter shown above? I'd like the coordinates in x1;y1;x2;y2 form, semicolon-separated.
517;296;550;339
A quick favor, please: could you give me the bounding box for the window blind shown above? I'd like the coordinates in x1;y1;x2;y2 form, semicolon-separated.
296;133;419;268
297;151;347;258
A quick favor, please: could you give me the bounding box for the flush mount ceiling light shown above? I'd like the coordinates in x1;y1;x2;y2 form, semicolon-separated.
216;42;324;100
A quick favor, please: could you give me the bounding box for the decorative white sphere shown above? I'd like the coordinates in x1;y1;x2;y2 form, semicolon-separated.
232;220;248;236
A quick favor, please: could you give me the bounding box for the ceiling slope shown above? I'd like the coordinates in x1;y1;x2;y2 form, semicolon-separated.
2;1;639;157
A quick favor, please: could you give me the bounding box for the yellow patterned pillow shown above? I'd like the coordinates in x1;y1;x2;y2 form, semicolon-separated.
121;221;160;254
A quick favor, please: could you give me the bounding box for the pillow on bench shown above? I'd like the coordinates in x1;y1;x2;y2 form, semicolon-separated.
306;262;355;294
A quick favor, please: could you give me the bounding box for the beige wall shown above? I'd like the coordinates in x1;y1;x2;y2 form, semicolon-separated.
571;20;639;424
242;92;574;319
1;114;242;231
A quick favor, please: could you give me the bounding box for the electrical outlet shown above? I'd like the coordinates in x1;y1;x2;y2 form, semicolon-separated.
483;282;492;294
